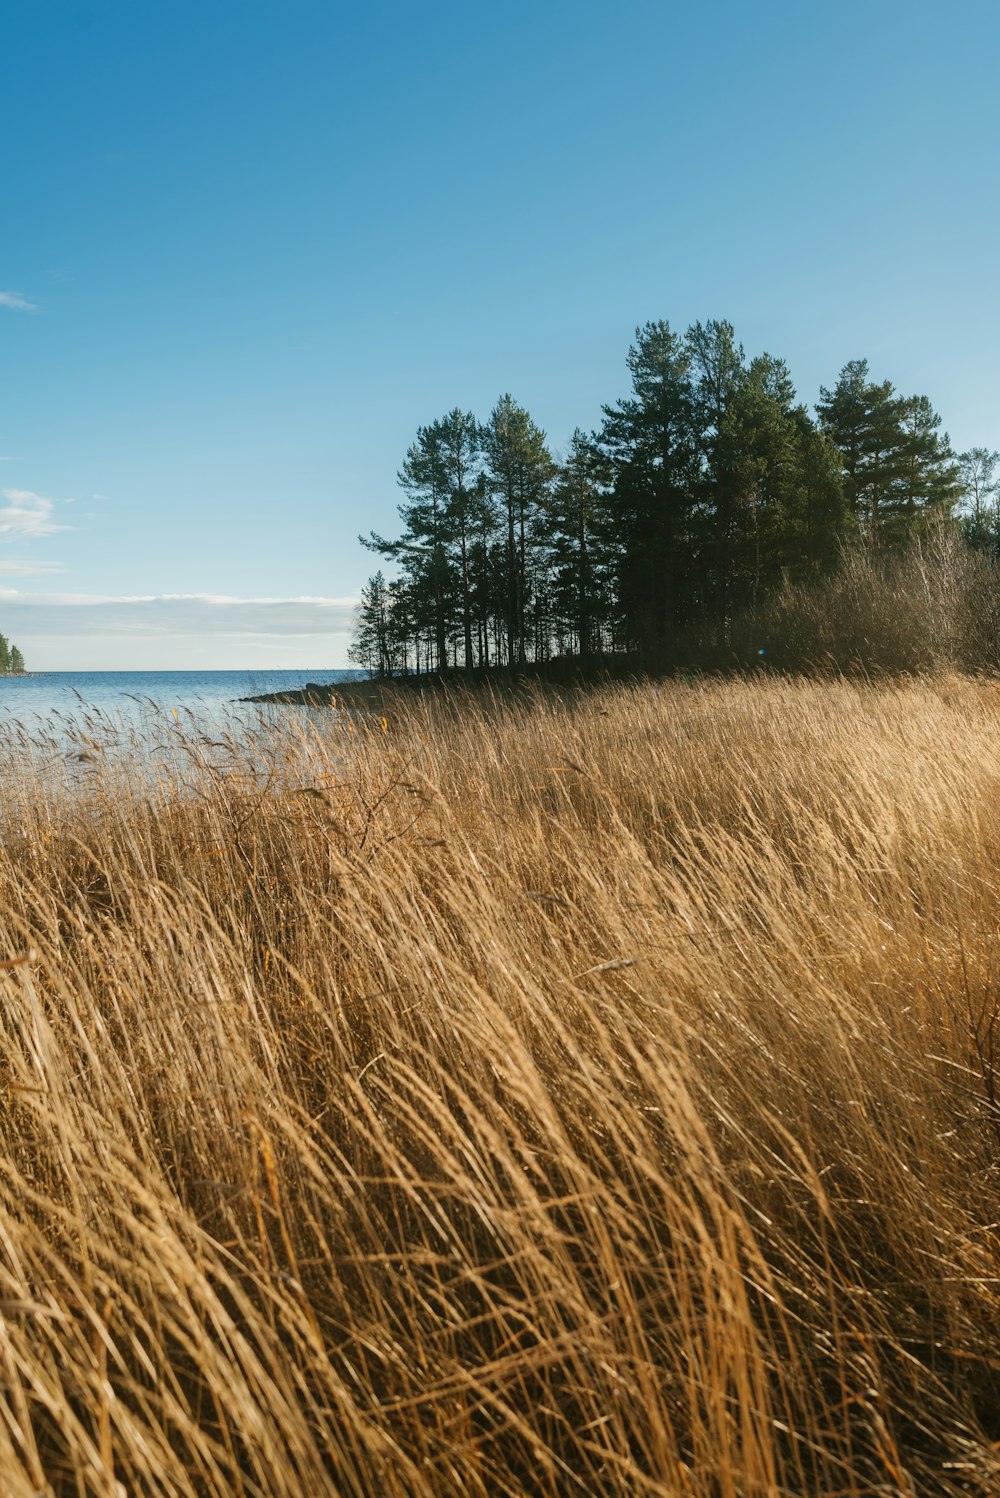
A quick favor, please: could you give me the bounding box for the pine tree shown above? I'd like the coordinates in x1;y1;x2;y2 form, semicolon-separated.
687;319;748;620
595;322;700;657
716;354;844;611
348;572;395;677
894;395;960;529
784;406;846;574
9;644;24;674
362;422;456;671
817;361;957;546
349;316;983;677
481;396;554;666
546;430;608;660
0;635;10;674
436;409;484;672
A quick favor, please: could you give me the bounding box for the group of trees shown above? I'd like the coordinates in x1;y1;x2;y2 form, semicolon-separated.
0;633;25;674
350;318;993;675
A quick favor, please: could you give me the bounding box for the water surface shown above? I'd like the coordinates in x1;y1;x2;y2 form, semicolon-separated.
0;669;364;727
0;669;367;796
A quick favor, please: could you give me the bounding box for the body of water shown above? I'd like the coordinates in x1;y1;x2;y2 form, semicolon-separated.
0;670;367;797
0;669;364;726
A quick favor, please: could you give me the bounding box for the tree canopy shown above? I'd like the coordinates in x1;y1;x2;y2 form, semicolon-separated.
0;634;26;674
350;318;990;676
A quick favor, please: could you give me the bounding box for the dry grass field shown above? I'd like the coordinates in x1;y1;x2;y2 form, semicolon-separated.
2;675;1000;1495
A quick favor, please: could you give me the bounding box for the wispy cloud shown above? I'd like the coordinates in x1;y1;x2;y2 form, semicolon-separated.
0;291;37;313
0;560;65;577
0;591;358;638
0;490;67;538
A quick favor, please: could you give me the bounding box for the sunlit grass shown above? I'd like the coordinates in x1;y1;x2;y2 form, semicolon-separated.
1;675;999;1495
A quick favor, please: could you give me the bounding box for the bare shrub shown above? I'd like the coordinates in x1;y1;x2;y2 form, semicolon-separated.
749;526;1000;675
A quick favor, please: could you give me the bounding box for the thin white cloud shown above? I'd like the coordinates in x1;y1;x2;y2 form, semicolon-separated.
0;291;36;313
0;590;358;638
0;490;67;538
0;560;65;577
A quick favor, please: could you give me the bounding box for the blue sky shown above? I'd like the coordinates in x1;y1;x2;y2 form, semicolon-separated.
2;0;998;668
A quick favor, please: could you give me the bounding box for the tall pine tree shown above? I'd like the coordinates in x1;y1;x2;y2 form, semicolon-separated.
481;396;554;666
817;361;957;545
595;322;700;657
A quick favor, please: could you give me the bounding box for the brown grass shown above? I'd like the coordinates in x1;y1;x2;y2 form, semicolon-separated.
2;676;1000;1495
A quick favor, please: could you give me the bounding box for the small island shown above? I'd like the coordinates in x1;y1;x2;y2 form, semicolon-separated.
0;633;26;674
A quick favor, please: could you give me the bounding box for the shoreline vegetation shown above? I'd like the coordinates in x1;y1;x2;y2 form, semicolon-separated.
0;631;26;675
2;674;1000;1493
245;517;1000;709
348;318;999;687
239;657;648;708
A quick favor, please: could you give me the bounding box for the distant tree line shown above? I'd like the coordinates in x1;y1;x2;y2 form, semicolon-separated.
0;634;25;674
350;319;997;675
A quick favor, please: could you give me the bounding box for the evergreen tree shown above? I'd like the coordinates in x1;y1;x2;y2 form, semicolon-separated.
0;635;9;674
784;405;846;573
481;395;554;666
435;408;484;672
816;360;901;542
595;322;700;656
363;421;456;671
817;361;957;545
546;430;609;660
687;319;749;619
718;354;844;611
348;572;395;677
362;411;488;672
9;644;24;674
349;316;983;677
895;394;960;528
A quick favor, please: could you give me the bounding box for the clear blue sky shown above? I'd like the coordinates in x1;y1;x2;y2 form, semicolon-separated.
2;0;997;668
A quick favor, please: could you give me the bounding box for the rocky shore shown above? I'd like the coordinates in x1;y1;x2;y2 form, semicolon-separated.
239;678;403;709
239;660;645;709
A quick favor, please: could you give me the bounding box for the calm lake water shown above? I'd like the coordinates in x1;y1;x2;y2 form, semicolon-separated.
0;669;364;728
0;670;369;787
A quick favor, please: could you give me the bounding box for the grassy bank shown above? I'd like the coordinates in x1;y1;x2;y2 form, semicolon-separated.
2;677;1000;1494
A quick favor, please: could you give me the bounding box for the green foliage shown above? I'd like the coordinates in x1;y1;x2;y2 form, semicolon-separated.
352;318;985;676
816;359;959;544
481;395;554;666
0;635;26;673
597;321;701;652
544;430;611;661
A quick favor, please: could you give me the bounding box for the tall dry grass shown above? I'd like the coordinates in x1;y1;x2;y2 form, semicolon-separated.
748;527;1000;675
2;678;1000;1495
